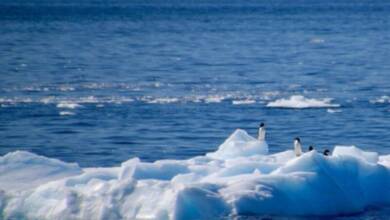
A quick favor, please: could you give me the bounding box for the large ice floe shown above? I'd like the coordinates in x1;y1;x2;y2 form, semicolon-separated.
0;129;389;220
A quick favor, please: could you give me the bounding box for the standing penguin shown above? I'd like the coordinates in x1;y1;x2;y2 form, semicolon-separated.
258;123;266;141
294;137;303;157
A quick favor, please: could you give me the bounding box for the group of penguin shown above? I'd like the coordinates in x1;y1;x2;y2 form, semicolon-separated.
258;123;331;157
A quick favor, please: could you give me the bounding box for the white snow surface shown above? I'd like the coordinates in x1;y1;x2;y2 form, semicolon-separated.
0;129;389;220
267;95;340;108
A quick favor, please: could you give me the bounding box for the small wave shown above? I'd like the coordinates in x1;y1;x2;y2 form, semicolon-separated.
310;37;325;44
261;91;280;100
0;93;339;108
144;97;180;104
1;96;134;106
58;86;76;92
0;97;33;104
59;111;75;116
56;101;82;109
204;95;225;103
370;95;390;104
327;108;342;113
232;99;256;105
267;95;340;109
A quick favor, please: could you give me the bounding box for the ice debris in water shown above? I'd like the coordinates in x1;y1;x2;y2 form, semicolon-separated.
370;95;390;104
267;95;340;108
0;129;389;220
59;111;75;116
232;99;256;105
56;101;82;109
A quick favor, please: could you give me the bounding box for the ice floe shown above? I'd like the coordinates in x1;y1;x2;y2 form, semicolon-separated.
0;129;389;220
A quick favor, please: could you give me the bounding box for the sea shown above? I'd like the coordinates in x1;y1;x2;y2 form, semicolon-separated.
0;0;390;218
0;0;390;167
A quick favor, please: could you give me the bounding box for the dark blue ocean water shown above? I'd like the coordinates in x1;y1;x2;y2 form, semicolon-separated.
1;0;390;169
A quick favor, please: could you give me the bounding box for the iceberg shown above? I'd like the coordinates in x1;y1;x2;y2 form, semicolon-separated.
0;130;389;220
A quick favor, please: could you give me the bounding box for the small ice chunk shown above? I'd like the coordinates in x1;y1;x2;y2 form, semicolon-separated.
327;108;342;113
56;101;82;109
267;95;339;108
232;99;256;105
59;111;75;116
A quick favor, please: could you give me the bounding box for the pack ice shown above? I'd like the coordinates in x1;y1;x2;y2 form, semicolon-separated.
0;129;389;220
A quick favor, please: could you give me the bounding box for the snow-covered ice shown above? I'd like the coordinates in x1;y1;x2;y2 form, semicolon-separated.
267;95;340;108
0;129;389;220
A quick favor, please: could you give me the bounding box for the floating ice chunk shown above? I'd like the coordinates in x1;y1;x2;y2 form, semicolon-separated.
56;101;82;109
58;85;75;91
327;108;342;113
310;37;325;44
206;129;268;160
267;95;340;108
204;95;225;103
370;95;390;104
59;111;75;116
0;151;81;192
146;98;179;104
333;145;379;164
232;99;256;105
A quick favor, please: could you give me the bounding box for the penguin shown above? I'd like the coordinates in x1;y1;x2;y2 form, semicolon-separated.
323;149;330;156
258;122;266;141
308;145;314;152
294;137;302;157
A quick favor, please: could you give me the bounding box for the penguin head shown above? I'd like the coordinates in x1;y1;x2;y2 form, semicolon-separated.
323;149;330;156
294;137;301;143
259;123;265;128
308;146;314;151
